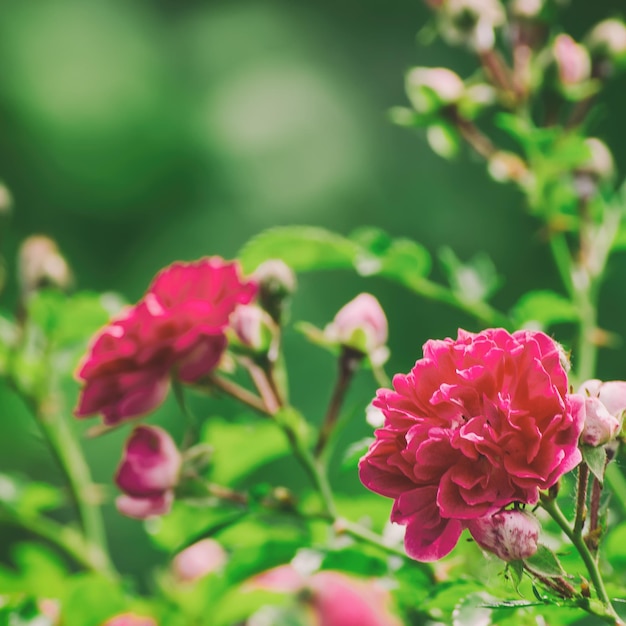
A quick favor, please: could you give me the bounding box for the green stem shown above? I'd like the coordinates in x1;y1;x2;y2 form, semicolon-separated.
172;377;198;449
605;463;626;516
540;494;621;623
37;407;114;576
548;233;575;298
0;506;112;576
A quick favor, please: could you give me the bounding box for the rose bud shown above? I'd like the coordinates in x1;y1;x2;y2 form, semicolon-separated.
101;614;157;626
172;538;228;583
116;491;174;520
553;34;591;87
115;426;181;498
586;19;626;73
578;379;626;446
18;235;72;296
405;67;465;114
229;304;276;354
324;293;389;365
253;259;297;323
468;509;540;562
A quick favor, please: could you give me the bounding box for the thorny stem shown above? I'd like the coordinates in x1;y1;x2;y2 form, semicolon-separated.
587;476;603;552
523;562;576;598
315;347;363;458
540;494;622;624
574;463;589;536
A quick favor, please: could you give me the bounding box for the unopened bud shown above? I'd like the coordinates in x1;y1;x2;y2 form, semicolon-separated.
578;379;626;447
172;538;227;583
587;19;626;68
116;491;173;520
553;34;591;86
438;0;505;51
0;182;13;215
509;0;544;20
580;138;614;181
468;509;540;561
324;293;389;365
18;235;72;296
405;67;464;114
229;304;276;354
487;151;529;184
253;259;296;323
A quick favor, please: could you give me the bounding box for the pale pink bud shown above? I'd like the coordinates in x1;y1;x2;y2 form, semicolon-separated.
229;305;275;353
578;379;626;446
18;235;72;295
468;509;540;561
173;538;228;582
510;0;543;19
115;426;181;498
440;0;505;51
587;19;626;61
487;151;530;184
116;491;174;520
101;614;157;626
253;259;296;296
405;68;465;114
324;293;388;364
553;34;591;85
581;138;615;181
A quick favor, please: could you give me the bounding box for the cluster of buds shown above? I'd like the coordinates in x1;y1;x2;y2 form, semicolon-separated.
115;426;181;519
578;379;626;447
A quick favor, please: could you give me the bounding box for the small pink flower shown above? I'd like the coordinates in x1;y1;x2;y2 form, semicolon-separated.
468;509;540;561
229;305;275;353
324;293;389;364
75;257;256;424
250;565;402;626
359;328;584;562
115;425;180;519
173;538;228;582
578;379;626;446
101;614;157;626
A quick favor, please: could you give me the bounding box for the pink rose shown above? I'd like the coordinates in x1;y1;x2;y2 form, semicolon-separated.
172;538;228;582
324;293;389;365
115;425;181;520
554;34;591;85
578;379;626;446
359;328;584;562
101;614;157;626
468;509;540;561
250;565;402;626
75;258;256;424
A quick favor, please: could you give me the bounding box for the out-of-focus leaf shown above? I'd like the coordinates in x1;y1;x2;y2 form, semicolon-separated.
201;416;292;486
511;290;578;329
439;247;500;303
0;473;63;516
239;227;360;274
507;559;524;593
377;238;432;282
606;522;626;568
60;574;127;626
320;545;388;577
426;122;460;159
452;592;496;626
341;437;373;471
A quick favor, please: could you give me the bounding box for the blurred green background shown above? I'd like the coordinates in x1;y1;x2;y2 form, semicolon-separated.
1;0;626;581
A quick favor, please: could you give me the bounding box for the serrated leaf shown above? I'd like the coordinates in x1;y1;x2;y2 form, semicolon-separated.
581;445;607;485
452;592;495;626
238;227;360;274
511;290;578;329
524;544;566;578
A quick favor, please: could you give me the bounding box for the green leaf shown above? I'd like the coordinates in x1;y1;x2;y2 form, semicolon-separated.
581;445;607;485
426;122;460;159
507;560;524;593
201;416;292;486
452;592;496;626
238;227;360;274
511;290;578;330
439;247;500;303
524;544;566;578
0;473;63;516
377;238;432;282
341;437;374;471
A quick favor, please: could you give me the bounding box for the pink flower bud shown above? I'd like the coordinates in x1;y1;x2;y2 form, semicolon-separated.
553;34;591;86
253;259;297;297
172;538;228;582
587;19;626;62
115;426;181;498
229;305;275;353
116;491;174;520
324;293;388;364
406;67;465;114
468;509;540;561
578;379;626;446
101;614;157;626
18;235;73;296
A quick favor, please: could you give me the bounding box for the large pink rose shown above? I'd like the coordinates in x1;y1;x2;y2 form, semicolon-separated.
75;258;256;424
359;328;584;562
